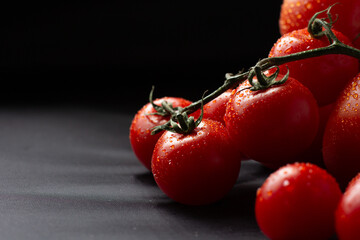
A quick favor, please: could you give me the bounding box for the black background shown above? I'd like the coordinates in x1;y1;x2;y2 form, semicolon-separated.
0;2;284;112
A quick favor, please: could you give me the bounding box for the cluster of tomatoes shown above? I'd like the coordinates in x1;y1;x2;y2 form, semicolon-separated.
130;0;360;239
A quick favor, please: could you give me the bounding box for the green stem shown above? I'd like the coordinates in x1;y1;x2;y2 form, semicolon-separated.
184;40;360;115
151;5;360;135
184;74;245;114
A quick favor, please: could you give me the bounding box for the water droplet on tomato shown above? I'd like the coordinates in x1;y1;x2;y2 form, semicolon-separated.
283;179;290;187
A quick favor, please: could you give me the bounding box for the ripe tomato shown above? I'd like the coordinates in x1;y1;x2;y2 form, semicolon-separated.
129;97;198;171
224;75;319;169
323;73;360;187
269;28;359;106
151;119;241;205
336;173;360;240
279;0;360;48
255;162;342;240
294;102;334;167
203;89;249;161
203;89;233;125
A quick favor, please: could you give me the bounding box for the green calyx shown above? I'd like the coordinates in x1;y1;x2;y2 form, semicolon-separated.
168;110;202;135
247;66;289;91
308;3;339;40
148;86;177;117
149;88;205;135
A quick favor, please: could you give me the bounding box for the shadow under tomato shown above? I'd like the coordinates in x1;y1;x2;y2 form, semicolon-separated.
154;183;265;239
153;161;273;239
236;160;273;184
134;171;157;187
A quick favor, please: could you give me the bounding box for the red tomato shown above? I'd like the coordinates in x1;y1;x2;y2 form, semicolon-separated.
279;0;360;48
151;119;241;205
336;173;360;240
294;102;334;167
203;89;233;125
203;89;248;161
323;73;360;187
224;75;319;169
269;28;359;106
129;97;198;171
256;163;342;240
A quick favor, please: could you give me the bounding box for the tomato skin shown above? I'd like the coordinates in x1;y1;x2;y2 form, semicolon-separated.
269;28;359;106
323;73;360;187
294;102;334;167
203;89;233;125
151;119;241;205
204;89;248;161
129;97;198;171
256;163;342;240
224;76;319;168
336;173;360;240
279;0;360;49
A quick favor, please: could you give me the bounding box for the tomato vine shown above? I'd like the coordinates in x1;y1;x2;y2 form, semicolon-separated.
150;4;360;135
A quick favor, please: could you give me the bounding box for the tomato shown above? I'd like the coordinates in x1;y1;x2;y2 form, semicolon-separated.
203;89;249;161
151;119;241;205
203;89;233;125
129;97;198;171
269;28;359;106
255;162;342;240
294;102;334;167
336;173;360;240
323;73;360;187
279;0;360;49
224;75;319;169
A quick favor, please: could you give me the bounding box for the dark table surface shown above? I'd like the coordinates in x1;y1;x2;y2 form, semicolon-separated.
0;106;273;240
